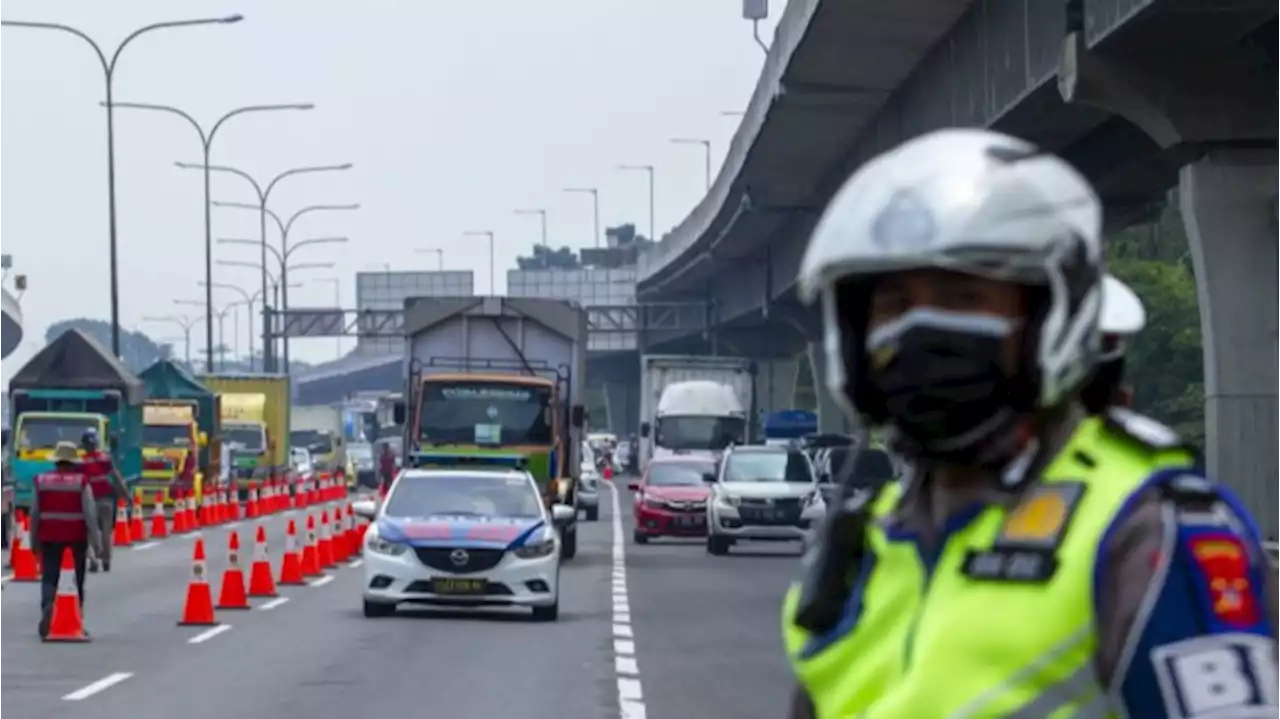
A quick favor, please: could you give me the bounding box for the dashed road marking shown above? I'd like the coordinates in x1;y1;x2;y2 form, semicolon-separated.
606;481;645;719
132;541;160;551
63;672;134;701
1;573;12;584
258;597;290;611
308;575;335;588
187;624;232;644
348;559;363;568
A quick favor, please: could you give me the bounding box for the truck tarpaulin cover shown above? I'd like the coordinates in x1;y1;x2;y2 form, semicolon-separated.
139;359;214;402
9;328;145;403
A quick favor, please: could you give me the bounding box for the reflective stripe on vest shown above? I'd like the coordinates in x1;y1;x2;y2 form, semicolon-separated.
782;416;1196;718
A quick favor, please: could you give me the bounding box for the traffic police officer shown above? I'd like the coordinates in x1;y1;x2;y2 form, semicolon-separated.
29;441;103;638
781;128;1277;718
82;429;128;572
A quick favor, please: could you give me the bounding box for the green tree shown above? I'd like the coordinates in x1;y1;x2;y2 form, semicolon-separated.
44;318;173;373
516;244;581;270
1108;204;1205;446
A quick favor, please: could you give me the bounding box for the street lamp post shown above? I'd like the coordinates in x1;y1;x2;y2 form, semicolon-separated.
514;209;548;247
619;164;656;242
198;281;264;371
316;277;344;359
415;248;445;271
464;231;497;295
142;314;205;367
174;299;232;370
178;161;353;371
1;14;244;357
563;188;601;248
671;138;712;190
219;237;348;374
109;101;314;369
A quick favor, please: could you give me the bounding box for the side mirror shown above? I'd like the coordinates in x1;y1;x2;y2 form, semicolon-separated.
640;422;651;439
550;504;575;526
702;472;717;483
626;482;639;491
393;402;406;425
198;432;209;448
571;405;585;428
352;500;378;520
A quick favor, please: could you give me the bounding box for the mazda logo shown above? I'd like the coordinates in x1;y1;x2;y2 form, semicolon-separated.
449;549;470;566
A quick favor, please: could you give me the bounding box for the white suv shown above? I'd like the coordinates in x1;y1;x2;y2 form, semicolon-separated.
706;445;825;555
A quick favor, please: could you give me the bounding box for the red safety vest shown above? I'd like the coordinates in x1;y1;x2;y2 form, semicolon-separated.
83;450;114;499
35;469;89;543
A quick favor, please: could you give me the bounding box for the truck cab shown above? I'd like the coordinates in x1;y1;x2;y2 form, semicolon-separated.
642;380;747;467
140;402;205;505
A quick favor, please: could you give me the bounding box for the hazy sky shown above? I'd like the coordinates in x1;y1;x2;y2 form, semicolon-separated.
1;0;783;375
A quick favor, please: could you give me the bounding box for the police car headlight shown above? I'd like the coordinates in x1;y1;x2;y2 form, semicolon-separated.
366;536;407;557
513;531;557;559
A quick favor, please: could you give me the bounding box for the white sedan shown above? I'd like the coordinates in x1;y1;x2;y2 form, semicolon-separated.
354;468;575;621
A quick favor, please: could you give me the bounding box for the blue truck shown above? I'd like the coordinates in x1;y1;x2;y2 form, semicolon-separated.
6;329;145;509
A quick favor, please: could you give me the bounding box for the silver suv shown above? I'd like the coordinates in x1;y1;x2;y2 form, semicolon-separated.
706;445;825;555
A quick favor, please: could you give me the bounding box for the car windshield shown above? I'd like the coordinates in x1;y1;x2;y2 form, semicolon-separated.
290;430;333;455
348;445;373;461
143;424;191;447
16;417;99;450
418;380;553;446
648;462;713;487
384;474;544;519
723;451;812;483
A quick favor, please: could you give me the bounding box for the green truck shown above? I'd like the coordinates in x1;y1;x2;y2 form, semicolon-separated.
6;329;144;509
393;297;588;558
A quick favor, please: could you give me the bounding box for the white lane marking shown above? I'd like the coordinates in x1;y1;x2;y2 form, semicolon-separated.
348;559;363;568
132;541;160;551
187;624;232;644
1;573;12;584
308;575;334;587
605;481;646;719
224;521;242;529
62;672;134;701
258;597;290;611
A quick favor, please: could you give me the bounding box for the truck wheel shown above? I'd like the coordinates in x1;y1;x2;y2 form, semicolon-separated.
707;535;731;556
560;526;578;560
584;506;599;522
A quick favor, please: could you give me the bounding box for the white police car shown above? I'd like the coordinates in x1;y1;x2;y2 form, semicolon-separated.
353;467;575;621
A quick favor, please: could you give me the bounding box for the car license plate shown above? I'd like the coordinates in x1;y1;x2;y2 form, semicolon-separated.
430;578;487;596
676;515;704;527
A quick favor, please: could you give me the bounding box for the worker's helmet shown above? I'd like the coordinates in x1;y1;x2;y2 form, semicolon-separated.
1080;274;1146;412
797;128;1105;426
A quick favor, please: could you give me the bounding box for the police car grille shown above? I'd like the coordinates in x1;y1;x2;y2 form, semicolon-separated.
413;547;506;573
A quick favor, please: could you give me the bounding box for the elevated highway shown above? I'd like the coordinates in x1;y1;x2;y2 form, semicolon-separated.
637;0;1277;526
2;289;22;359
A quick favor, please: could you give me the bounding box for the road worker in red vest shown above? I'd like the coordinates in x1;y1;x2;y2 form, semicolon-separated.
29;441;103;639
82;429;128;573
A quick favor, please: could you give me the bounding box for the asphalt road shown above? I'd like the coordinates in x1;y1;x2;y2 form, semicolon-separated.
1;481;800;719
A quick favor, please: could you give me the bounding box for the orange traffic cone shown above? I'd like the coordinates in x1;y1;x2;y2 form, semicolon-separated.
171;491;187;533
130;497;147;542
179;539;219;626
335;506;353;561
248;524;278;597
10;515;39;582
246;482;260;519
216;532;250;610
186;493;199;530
343;504;360;558
300;515;323;578
317;510;336;568
112;499;132;547
44;547;89;642
229;489;242;521
150;496;168;539
279;519;306;586
603;465;614;480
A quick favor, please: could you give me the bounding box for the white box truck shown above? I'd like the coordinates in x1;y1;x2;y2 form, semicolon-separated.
638;355;756;473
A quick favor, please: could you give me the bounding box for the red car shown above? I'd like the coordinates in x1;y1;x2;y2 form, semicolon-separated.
629;457;716;544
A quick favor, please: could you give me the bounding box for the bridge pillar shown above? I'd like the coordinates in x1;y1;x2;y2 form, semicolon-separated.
601;381;640;437
1179;150;1278;530
805;342;847;434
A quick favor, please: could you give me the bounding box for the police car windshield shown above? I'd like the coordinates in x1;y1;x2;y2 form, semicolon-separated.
385;474;544;520
724;451;812;483
648;462;714;486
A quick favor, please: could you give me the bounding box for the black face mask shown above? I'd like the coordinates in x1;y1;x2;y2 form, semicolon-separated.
865;309;1019;462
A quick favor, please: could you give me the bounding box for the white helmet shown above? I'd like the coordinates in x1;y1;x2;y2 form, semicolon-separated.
798;128;1105;424
1099;274;1145;355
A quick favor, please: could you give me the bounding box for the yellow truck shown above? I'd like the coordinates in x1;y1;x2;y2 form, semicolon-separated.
197;374;291;494
139;402;206;506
